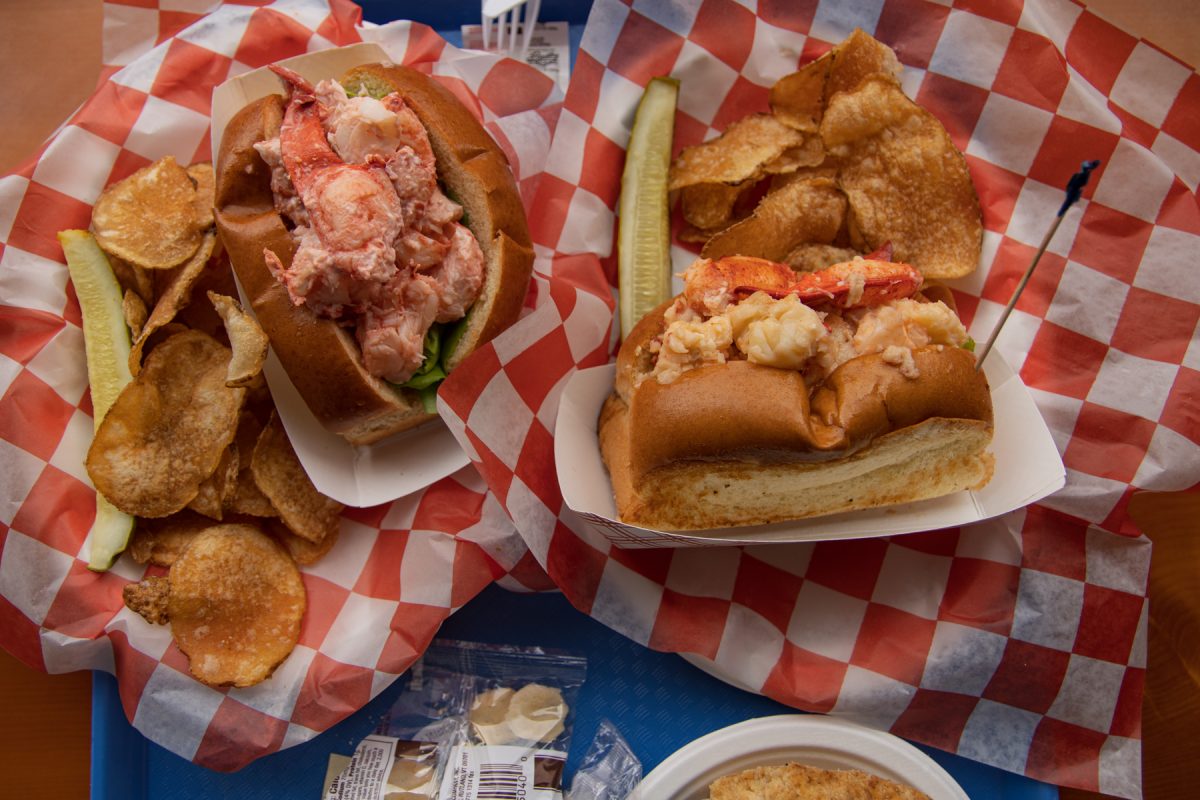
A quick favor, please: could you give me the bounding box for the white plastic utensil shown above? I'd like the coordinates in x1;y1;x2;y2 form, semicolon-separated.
482;0;541;58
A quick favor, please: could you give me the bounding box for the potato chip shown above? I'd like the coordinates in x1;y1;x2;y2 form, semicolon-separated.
187;162;215;230
822;77;981;278
173;243;237;340
208;292;268;387
267;517;339;566
769;162;841;191
128;231;216;374
251;413;343;543
677;225;723;245
669;114;807;191
785;244;862;273
188;443;239;520
87;329;246;518
679;182;749;231
225;411;277;517
918;281;958;311
129;509;219;566
819;74;917;148
124;575;170;625
91;156;206;269
825;27;903;101
761;136;825;175
769;52;831;133
702;178;847;262
122;289;148;340
167;524;305;687
108;255;155;305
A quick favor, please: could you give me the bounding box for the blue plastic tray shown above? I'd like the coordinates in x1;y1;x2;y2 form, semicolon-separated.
91;6;1057;798
92;584;1058;799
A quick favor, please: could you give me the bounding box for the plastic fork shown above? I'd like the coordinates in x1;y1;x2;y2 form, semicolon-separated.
481;0;542;58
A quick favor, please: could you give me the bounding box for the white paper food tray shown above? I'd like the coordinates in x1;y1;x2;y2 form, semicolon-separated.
210;43;469;507
555;351;1065;548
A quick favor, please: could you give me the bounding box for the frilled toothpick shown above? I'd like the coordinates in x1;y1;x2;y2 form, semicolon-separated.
975;160;1101;370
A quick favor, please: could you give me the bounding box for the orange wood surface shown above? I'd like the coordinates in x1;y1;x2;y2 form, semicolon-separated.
0;4;1195;800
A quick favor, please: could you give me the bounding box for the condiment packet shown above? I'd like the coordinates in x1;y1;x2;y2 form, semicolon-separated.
566;719;642;800
323;639;587;800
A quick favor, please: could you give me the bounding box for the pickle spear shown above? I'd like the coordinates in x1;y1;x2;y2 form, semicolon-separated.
58;230;136;571
618;76;679;339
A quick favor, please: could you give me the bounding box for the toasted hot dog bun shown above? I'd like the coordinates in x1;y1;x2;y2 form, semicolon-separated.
214;64;534;445
599;299;994;530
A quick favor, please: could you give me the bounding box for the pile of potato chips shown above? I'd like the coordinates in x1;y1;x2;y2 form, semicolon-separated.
75;155;343;687
671;29;982;280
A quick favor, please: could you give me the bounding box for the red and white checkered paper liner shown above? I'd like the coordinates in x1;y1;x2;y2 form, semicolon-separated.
440;2;1200;798
0;0;563;772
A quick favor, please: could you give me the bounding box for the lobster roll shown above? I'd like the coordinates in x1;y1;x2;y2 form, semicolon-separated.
214;62;533;445
598;255;994;530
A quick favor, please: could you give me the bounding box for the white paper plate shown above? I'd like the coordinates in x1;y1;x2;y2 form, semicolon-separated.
629;715;967;800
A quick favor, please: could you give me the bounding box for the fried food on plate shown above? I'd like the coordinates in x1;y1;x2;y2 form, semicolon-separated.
708;761;928;799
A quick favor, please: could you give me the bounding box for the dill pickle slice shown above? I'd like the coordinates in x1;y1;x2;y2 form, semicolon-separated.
618;76;679;339
58;230;136;571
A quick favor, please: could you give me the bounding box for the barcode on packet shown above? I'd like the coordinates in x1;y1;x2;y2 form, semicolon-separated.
478;753;565;797
441;745;567;800
478;762;522;798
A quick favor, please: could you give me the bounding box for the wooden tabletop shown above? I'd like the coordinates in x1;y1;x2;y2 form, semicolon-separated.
0;3;1195;800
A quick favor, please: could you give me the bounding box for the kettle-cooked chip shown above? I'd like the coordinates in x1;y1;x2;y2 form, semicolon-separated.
669;114;807;191
267;517;339;566
129;509;220;567
225;410;277;517
122;289;148;340
251;413;343;544
208;292;268;387
825;27;903;101
91;156;206;270
770;52;831;133
86;329;245;518
187;162;216;230
167;524;305;687
108;255;155;306
761;136;825;175
188;442;239;520
702;178;847;262
820;74;918;147
679;182;750;231
821;77;981;278
124;575;171;625
128;231;217;374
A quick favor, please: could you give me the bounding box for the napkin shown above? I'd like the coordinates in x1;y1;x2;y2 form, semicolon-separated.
443;1;1200;797
0;0;560;771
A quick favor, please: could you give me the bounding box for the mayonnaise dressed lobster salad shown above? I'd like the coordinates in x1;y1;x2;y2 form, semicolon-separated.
254;66;483;385
642;250;972;387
